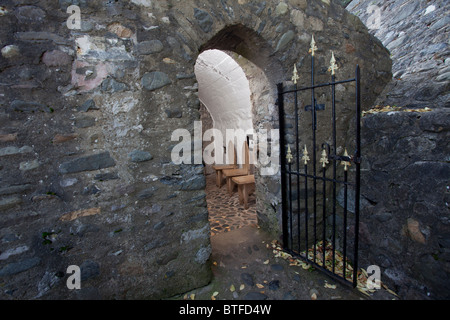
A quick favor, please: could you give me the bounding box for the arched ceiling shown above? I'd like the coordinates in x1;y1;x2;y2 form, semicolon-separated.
195;49;253;135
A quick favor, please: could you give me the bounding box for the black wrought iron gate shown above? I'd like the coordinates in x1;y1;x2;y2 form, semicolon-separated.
277;36;361;287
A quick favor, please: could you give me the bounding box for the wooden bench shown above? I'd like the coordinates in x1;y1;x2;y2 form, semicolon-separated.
222;141;251;195
212;164;237;188
223;168;250;196
212;140;238;188
232;175;255;209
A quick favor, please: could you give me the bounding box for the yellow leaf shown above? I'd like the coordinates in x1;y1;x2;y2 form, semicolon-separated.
263;260;270;265
190;294;195;300
230;285;235;292
302;263;311;270
211;296;216;301
240;284;245;291
256;284;264;289
324;283;337;289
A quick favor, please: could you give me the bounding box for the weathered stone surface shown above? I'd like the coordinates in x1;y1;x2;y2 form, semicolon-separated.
75;116;96;128
348;0;449;109
42;50;73;67
0;146;33;157
1;45;20;59
180;176;206;191
95;172;119;181
0;133;17;142
9;100;51;113
275;2;289;16
108;22;133;38
137;40;164;55
0;257;41;277
141;72;172;91
53;134;78;144
14;5;46;23
194;8;214;33
15;32;71;45
165;108;183;119
101;78;128;93
0;196;22;210
79;99;97;112
60;207;101;222
19;160;40;171
275;30;295;52
80;260;100;281
405;218;426;244
195;245;211;264
137;187;156;200
0;185;33;196
129;150;153;163
59;153;116;174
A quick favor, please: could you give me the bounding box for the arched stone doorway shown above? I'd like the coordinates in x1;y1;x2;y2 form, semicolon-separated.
195;49;258;236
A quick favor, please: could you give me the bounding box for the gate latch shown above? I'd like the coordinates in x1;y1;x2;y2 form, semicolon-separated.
305;98;325;130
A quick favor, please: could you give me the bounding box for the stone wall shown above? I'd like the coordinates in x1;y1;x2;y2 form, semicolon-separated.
347;0;450;299
0;0;390;299
360;109;449;299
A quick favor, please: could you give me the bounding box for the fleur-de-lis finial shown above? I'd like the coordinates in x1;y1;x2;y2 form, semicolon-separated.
292;64;300;84
320;149;329;168
302;145;310;165
286;145;293;164
309;35;318;57
328;51;338;76
341;149;351;171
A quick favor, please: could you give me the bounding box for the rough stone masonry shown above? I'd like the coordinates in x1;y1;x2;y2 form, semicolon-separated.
0;0;390;299
348;0;449;300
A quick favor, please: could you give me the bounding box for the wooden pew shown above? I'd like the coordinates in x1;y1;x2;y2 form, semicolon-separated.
231;175;255;209
212;140;238;188
222;141;251;195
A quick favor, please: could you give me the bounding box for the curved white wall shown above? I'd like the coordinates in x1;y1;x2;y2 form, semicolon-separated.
195;50;254;164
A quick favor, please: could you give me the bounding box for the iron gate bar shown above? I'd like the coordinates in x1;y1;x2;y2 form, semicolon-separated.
279;78;357;95
278;82;289;249
353;65;361;288
310;49;318;266
293;66;301;254
331;65;337;275
277;39;361;288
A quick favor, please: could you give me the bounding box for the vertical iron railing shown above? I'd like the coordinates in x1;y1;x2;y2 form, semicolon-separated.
278;36;361;288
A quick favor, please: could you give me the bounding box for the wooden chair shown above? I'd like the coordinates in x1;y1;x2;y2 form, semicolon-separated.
212;140;237;188
232;175;255;209
223;141;251;196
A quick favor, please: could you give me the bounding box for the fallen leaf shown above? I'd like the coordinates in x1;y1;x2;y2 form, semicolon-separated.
212;291;219;297
324;282;337;289
230;285;235;292
256;284;264;289
311;293;317;300
263;260;270;265
240;284;245;291
190;294;195;300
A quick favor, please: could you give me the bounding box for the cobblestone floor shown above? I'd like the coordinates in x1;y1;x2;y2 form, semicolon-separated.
205;172;258;237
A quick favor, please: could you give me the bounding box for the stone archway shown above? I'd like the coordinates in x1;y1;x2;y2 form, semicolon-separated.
0;0;391;300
